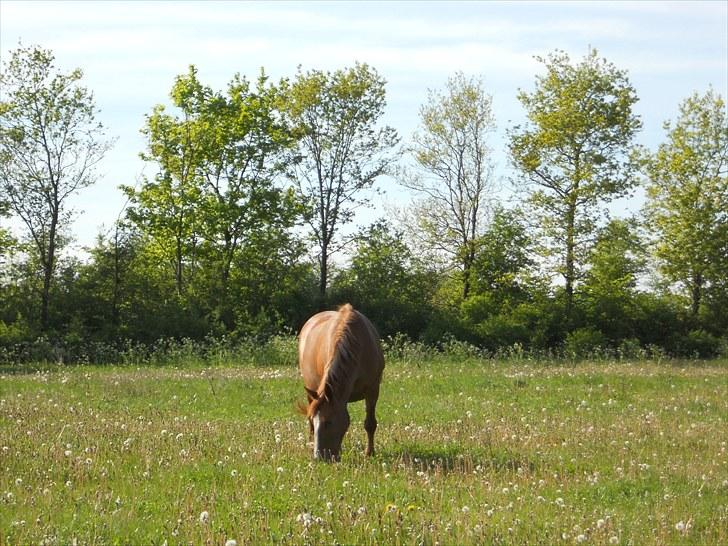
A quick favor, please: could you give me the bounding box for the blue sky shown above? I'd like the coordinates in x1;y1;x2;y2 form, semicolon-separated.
1;0;727;253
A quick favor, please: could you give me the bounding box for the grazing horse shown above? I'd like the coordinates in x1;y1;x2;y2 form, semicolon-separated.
298;304;384;462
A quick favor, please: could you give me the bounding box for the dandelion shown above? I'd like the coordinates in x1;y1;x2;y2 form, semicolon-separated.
15;478;22;485
596;519;606;529
675;521;685;532
575;534;587;543
296;512;315;528
609;537;619;545
461;505;470;514
64;450;72;457
225;540;237;546
276;467;284;473
199;511;210;524
230;470;238;477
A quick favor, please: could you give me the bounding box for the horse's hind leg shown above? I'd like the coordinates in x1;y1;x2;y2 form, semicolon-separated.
364;390;379;457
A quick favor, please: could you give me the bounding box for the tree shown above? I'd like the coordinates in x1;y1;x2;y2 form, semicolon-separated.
0;44;112;330
509;49;641;317
402;72;496;299
124;68;206;296
470;206;533;301
284;63;399;302
125;67;301;326
331;221;435;338
581;218;646;341
644;89;728;318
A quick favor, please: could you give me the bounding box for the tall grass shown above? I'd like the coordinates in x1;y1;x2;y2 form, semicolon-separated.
1;356;727;544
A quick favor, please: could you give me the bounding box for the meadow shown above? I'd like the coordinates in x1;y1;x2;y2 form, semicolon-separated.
1;349;727;545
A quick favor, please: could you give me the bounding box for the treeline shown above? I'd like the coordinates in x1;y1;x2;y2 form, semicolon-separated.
0;45;726;363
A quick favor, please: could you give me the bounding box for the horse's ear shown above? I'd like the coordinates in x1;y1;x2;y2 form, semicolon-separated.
305;386;318;400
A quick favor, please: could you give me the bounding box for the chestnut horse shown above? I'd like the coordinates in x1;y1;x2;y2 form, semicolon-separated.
298;304;384;461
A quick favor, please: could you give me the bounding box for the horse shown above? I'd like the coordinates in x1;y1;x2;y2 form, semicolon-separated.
298;303;385;462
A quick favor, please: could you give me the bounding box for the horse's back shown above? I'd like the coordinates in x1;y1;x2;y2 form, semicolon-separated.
298;310;337;390
298;305;384;398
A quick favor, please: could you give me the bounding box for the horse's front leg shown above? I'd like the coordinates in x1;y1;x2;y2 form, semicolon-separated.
364;392;378;457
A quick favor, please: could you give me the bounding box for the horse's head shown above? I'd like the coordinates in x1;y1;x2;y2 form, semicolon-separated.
305;386;350;462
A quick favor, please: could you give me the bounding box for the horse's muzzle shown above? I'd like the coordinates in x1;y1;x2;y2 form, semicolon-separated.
314;449;341;462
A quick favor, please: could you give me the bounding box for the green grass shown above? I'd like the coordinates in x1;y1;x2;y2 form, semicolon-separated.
1;358;727;545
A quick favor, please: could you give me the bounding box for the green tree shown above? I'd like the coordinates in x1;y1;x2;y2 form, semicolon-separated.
644;89;728;318
470;206;533;301
0;44;112;330
509;48;641;317
124;67;206;296
402;72;496;299
124;66;302;329
284;63;399;302
332;221;435;338
581;218;646;341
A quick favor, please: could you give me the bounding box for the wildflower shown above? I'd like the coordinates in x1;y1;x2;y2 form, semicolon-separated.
575;534;587;543
296;512;315;528
596;519;606;529
225;540;237;546
64;450;72;457
276;467;284;473
609;537;619;545
199;511;210;524
461;505;470;514
675;521;685;532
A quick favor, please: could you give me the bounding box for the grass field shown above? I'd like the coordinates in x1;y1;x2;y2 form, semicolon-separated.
1;356;727;545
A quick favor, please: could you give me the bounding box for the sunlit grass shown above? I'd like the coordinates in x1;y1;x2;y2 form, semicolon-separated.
1;358;727;544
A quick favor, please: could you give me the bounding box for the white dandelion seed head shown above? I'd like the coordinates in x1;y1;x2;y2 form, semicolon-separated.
225;540;237;546
609;537;619;545
199;510;210;524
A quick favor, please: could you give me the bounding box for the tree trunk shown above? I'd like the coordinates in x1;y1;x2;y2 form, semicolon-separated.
690;271;703;317
175;238;184;296
318;241;328;307
111;227;121;328
462;241;475;300
564;201;576;318
41;212;58;331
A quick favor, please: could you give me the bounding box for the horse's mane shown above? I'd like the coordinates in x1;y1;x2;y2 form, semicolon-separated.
308;303;357;417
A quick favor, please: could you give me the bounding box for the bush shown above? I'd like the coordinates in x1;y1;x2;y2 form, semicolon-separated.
563;327;607;359
672;329;721;358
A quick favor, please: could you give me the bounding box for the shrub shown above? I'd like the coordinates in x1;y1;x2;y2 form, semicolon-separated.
563;327;607;359
672;329;721;358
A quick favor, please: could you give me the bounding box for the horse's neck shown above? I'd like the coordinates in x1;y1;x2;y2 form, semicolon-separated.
325;350;355;403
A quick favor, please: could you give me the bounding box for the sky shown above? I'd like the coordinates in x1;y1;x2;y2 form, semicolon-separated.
1;0;727;255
